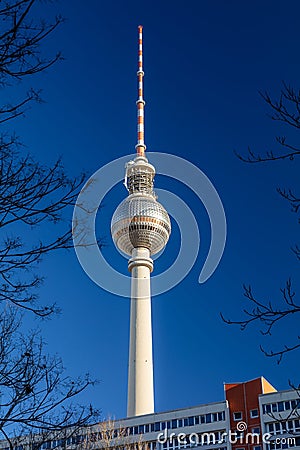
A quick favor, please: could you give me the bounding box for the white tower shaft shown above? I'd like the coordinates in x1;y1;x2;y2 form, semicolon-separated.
127;247;154;417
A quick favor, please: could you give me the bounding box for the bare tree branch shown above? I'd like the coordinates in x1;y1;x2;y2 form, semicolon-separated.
224;81;300;362
221;280;300;363
236;83;300;162
0;308;99;441
0;0;101;444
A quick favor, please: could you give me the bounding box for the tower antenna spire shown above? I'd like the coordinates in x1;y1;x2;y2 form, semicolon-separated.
136;25;146;157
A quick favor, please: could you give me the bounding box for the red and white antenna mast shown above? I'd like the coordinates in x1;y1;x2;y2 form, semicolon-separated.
136;25;146;157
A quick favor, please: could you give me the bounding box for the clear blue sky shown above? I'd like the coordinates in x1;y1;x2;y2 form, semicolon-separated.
13;0;300;419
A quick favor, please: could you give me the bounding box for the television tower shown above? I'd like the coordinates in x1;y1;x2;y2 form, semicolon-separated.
111;26;171;417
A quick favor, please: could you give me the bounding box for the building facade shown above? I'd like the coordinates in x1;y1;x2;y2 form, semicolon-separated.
259;388;300;450
0;377;299;450
101;377;298;450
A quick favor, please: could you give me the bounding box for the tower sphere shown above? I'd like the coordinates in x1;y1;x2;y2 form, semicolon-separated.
111;194;171;256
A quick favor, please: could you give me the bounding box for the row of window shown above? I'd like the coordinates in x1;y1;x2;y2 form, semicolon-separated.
262;400;300;414
1;436;87;450
266;419;300;435
164;445;227;450
41;436;85;449
113;442;157;450
125;412;226;436
1;440;156;450
236;446;261;450
266;436;300;450
161;430;227;448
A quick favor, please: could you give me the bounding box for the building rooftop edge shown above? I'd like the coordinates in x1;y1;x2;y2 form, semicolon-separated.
115;400;228;423
258;387;298;399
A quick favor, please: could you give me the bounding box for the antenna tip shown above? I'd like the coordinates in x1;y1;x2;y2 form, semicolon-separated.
138;25;143;31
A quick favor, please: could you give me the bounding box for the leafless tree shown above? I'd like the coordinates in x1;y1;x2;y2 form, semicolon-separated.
0;146;86;317
0;0;63;118
0;0;87;317
0;0;99;446
0;307;97;450
222;82;300;363
83;418;148;450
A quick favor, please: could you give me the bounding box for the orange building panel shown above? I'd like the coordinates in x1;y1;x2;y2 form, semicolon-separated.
224;377;277;450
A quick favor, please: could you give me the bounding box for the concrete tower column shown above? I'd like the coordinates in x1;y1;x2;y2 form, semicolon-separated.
127;247;154;417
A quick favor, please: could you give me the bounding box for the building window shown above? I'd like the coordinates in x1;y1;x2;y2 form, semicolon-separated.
236;431;244;441
287;420;294;432
254;446;262;450
285;401;291;410
171;419;177;429
233;412;243;421
188;416;194;426
291;399;300;410
278;402;284;412
275;422;281;434
263;404;271;414
206;413;212;423
250;409;259;418
252;427;260;434
218;411;225;421
154;422;160;432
